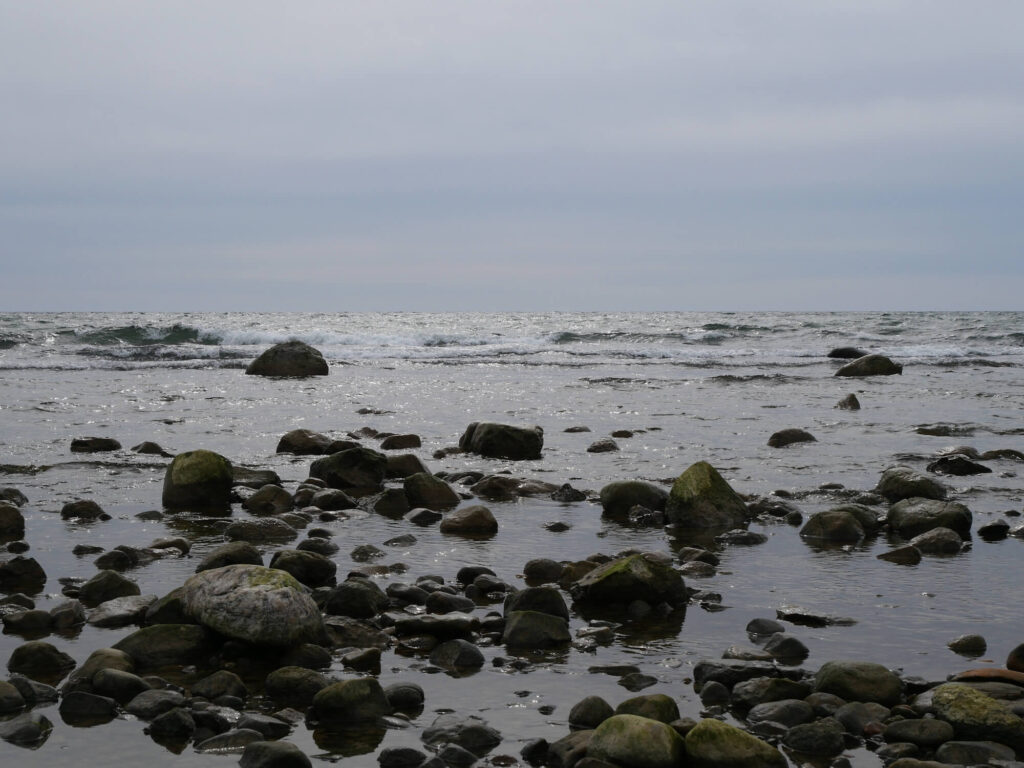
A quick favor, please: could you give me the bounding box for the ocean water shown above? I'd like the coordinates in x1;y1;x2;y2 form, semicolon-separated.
1;311;1022;766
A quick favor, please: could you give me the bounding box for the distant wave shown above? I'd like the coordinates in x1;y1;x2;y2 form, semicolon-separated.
550;330;729;344
64;323;219;346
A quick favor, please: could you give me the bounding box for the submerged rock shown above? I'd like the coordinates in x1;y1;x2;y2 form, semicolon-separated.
834;354;903;377
246;340;328;377
767;428;816;448
835;393;861;410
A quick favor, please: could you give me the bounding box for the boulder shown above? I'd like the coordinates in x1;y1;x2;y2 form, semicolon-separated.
799;504;880;543
380;434;421;450
599;481;668;517
87;594;156;627
322;578;390;619
309;447;388;490
835;393;861;410
240;741;313;768
570;553;685;609
310;678;393;723
767;429;816;448
588;438;619;453
684;718;786;768
814;660;903;706
242;484;294;515
268;549;337;588
0;503;26;537
246;340;328;377
459;422;543;460
927;455;992;476
403;472;460;510
196;541;263;572
70;436;121;453
265;666;329;708
440;505;498;535
0;711;53;747
588;714;685;768
112;624;215;669
910;526;964;555
386;453;430;479
421;713;502;755
828;347;870;359
569;695;615;729
78;570;140;607
181;565;324;647
60;499;107;520
883;718;955;748
162;449;234;510
131;441;173;457
277;429;333;455
616;694;679;723
502;611;570;649
7;641;76;685
64;647;135;691
504;585;569;620
876;466;947;503
782;717;846;755
224;518;298;544
888;498;971;538
834;354;903;377
930;683;1024;752
0;556;46;592
665;462;748;528
429;638;485;671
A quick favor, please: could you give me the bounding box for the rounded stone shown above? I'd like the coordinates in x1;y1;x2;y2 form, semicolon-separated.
162;449;234;510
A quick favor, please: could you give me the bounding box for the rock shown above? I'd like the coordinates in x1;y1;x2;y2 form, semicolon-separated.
265;667;329;708
459;422;543;460
246;340;328;377
112;624;216;669
835;393;861;410
884;718;955;747
233;466;282;489
181;564;324;647
195;728;266;753
196;541;263;572
909;526;963;555
87;594;157;627
599;481;668;517
616;694;679;723
322;578;390;619
948;634;987;656
277;429;333;455
684;718;786;768
429;639;485;671
0;556;46;592
380;434;421;450
243;485;294;515
547;730;592;768
930;682;1024;751
934;740;1016;765
131;440;173;457
665;462;748;529
502;611;570;648
588;714;685;768
70;436;121;453
731;677;812;710
570;696;615;729
877;545;922;565
404;472;460;510
7;640;76;685
268;549;337;588
876;466;948;503
828;347;870;359
58;690;118;724
425;590;474;614
0;503;26;537
834;354;903;377
63;648;134;691
0;711;53;747
50;599;85;629
570;553;685;609
386;453;430;479
421;713;501;755
310;678;393;723
763;632;809;662
91;667;151;704
149;706;196;743
0;680;26;713
767;429;816;448
126;688;185;719
587;438;619;453
78;569;141;607
60;498;107;521
191;669;247;702
378;746;429;768
814;660;903;706
552;483;588;502
888;498;971;538
747;698;814;727
505;586;569;620
2;608;51;635
799;506;875;543
834;701;890;735
310;447;388;490
440;505;498;535
782;717;845;755
1008;643;1024;672
224;518;298;544
237;713;292;740
162;449;234;510
240;740;312;768
927;455;992;476
978;520;1010;541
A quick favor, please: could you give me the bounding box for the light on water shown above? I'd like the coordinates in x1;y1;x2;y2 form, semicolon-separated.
1;311;1023;766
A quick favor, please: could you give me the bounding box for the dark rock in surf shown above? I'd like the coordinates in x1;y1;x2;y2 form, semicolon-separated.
926;455;992;476
309;447;388;491
570;553;685;609
835;393;861;410
70;436;122;453
403;472;459;510
239;740;312;768
665;462;748;529
246;340;328;377
767;428;816;448
834;354;903;377
459;422;543;460
587;438;619;453
440;505;498;535
875;466;947;502
380;434;421;450
162;449;234;510
888;498;971;539
277;429;333;455
599;481;668;518
131;441;173;457
60;499;107;521
828;347;870;359
0;503;25;537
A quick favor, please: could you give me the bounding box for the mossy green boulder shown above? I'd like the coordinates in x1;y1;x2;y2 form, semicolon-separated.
615;694;680;723
310;677;393;723
665;461;748;528
162;449;233;510
588;714;685;768
684;718;787;768
569;553;685;608
930;682;1024;753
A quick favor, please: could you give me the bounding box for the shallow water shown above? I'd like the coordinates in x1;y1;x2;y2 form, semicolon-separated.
1;312;1023;765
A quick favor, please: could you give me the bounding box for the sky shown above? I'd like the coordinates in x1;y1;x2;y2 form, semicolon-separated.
1;2;1022;311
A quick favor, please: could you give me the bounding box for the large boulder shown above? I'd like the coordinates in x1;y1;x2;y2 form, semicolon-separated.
799;505;880;543
0;503;26;538
458;422;543;460
112;624;216;669
589;714;685;768
502;611;570;649
162;449;234;510
309;678;393;723
309;447;388;491
181;565;324;647
246;340;328;377
570;553;686;609
599;481;668;517
665;462;748;528
813;660;903;706
876;466;947;502
276;429;333;455
439;505;498;536
403;473;460;510
930;683;1024;753
684;718;786;768
834;354;903;377
888;498;972;539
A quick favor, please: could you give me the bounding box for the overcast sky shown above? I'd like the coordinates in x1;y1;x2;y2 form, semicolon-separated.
2;2;1021;311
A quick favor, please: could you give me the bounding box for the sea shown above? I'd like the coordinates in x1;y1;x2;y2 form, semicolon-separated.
1;311;1022;766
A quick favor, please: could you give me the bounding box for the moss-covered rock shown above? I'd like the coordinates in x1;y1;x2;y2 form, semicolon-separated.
813;660;903;706
588;714;685;768
569;553;685;609
930;682;1024;753
162;449;233;510
310;678;393;723
615;694;680;723
665;462;748;528
684;718;786;768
